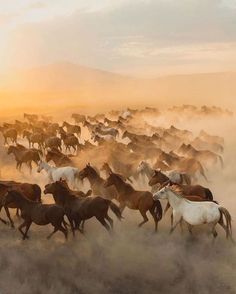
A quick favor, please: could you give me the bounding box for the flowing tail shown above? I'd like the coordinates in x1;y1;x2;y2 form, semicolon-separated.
219;207;234;242
108;201;123;220
154;199;163;221
33;184;42;203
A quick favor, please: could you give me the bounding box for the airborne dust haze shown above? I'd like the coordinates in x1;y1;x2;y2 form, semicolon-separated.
0;107;235;294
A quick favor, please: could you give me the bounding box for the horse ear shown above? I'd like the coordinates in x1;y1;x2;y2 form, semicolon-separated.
87;162;90;166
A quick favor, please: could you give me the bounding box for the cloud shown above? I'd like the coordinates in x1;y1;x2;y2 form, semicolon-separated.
26;1;47;10
2;0;236;75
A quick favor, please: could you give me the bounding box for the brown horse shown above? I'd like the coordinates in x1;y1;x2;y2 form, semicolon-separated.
0;127;18;144
79;164;118;200
3;190;67;240
59;131;79;153
178;144;224;168
46;149;74;167
8;145;40;171
0;181;41;227
62;121;81;137
148;170;191;188
44;181;122;234
101;163;133;183
45;136;62;150
158;151;208;181
104;173;162;232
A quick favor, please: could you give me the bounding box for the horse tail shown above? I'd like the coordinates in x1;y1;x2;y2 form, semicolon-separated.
108;201;123;220
218;207;234;242
153;199;163;221
218;155;224;168
198;161;209;182
33;184;42;202
205;188;213;201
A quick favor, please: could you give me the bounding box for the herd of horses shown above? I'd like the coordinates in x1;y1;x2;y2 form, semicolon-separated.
0;106;233;242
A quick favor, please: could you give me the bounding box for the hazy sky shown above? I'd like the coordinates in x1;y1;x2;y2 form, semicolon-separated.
0;0;236;76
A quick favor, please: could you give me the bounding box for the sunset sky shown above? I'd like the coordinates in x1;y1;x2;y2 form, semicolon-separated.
0;0;236;77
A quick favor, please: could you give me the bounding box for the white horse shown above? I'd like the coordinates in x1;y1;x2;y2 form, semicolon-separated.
37;161;80;189
153;186;233;241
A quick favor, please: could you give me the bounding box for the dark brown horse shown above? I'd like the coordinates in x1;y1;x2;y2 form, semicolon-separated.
104;173;162;232
44;181;122;234
3;190;67;240
0;181;41;227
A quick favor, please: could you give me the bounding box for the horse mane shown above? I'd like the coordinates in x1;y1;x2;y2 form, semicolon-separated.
112;173;134;191
168;186;192;203
170;184;184;194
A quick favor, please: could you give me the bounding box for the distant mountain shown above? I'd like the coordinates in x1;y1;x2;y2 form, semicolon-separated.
0;62;236;110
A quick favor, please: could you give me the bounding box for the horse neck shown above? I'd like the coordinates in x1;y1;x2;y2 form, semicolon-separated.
42;162;54;173
53;187;70;206
112;177;134;195
87;171;102;186
11;148;22;159
167;190;184;209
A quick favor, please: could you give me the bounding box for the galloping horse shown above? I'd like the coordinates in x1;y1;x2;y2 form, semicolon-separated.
37;161;80;189
104;172;162;232
79;164;117;200
44;181;122;234
4;190;67;240
153;186;233;242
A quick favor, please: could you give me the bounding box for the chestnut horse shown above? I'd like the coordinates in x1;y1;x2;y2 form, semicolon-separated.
104;172;162;232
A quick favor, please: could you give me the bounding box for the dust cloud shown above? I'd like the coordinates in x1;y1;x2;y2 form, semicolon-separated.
0;107;236;294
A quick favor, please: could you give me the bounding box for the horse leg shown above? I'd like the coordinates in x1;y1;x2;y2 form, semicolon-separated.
138;209;149;228
23;221;32;240
47;227;59;239
58;225;68;240
105;213;114;229
66;216;75;237
211;223;218;239
187;223;193;235
16;208;20;217
149;207;158;232
169;216;182;234
4;207;14;228
119;203;126;213
81;220;86;233
18;221;28;239
95;216;111;232
164;202;170;215
0;206;8;225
